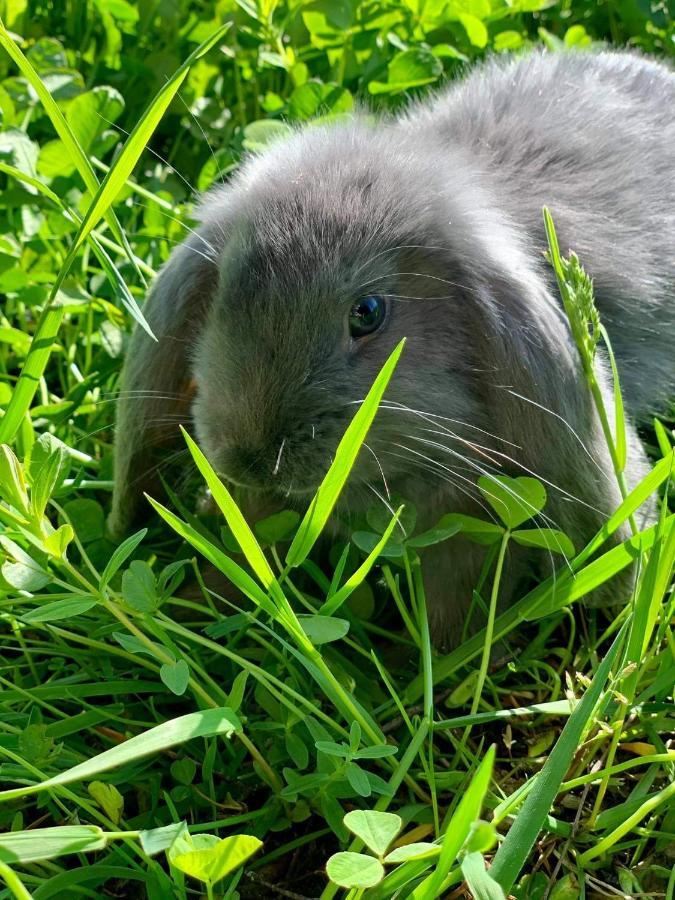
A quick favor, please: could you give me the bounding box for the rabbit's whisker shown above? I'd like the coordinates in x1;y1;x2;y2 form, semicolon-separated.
401;436;573;568
129;447;192;490
95;115;199;198
273;438;286;476
105;389;186;400
501;388;610;480
363;441;391;500
356;269;478;298
381;447;496;521
176;89;227;188
350;243;459;281
362;480;405;535
127;200;219;259
374;400;522;449
378;400;602;515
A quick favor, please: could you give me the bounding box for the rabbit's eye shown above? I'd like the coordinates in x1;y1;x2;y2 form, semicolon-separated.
349;295;386;338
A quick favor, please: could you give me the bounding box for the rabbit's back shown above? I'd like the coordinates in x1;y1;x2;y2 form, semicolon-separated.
401;51;675;415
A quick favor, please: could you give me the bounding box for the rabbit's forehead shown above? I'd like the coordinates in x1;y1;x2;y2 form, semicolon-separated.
221;218;400;308
223;204;453;309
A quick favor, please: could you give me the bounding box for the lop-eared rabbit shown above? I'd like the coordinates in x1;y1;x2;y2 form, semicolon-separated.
111;50;674;642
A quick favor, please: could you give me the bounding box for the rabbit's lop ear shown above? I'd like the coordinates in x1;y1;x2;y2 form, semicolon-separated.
109;224;223;537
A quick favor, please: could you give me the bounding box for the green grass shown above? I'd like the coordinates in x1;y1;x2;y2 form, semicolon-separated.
0;2;674;899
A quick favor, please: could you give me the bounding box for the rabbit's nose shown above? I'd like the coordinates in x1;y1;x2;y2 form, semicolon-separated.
218;444;277;489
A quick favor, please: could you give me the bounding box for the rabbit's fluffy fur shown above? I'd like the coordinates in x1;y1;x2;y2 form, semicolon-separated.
111;50;674;643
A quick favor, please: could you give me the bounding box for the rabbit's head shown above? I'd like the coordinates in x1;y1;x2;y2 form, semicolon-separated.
112;118;589;531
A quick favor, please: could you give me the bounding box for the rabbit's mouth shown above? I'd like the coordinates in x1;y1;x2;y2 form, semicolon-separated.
213;457;321;502
207;431;338;500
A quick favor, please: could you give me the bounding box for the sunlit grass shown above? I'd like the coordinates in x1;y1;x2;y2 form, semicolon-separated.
0;7;673;900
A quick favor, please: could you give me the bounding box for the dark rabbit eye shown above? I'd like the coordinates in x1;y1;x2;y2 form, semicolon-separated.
349;295;386;338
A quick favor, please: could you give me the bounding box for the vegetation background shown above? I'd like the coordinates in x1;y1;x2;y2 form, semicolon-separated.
0;0;673;899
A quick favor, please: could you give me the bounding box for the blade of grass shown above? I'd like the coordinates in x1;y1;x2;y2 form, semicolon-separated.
150;495;386;746
0;304;64;444
467;529;509;727
0;822;190;865
0;709;240;802
524;516;672;620
587;496;675;825
0;826;107;863
461;852;506;900
560;751;675;792
319;507;403;615
0;159;154;285
180;427;289;613
0;18;142;288
600;323;627;473
67;24;230;264
151;504;392;764
654;418;672;457
626;502;675;683
489;623;628;892
0;860;33;900
0;25;230;445
578;449;673;563
411;558;439;837
285;338;405;568
579;779;675;865
145;496;278;618
436;699;576;730
410;745;496;899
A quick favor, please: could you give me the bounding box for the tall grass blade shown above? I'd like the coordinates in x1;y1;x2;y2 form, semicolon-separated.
0;826;107;864
461;852;506;900
286;339;405;568
0;19;140;283
146;496;278;617
180;428;278;593
0;25;229;445
0;709;240;802
0;304;64;444
411;745;495;899
623;504;675;698
0;161;148;322
653;418;672;457
578;780;675;865
600;323;627;473
582;449;674;561
0;859;33;899
319;507;403;615
524;515;671;620
66;24;230;265
490;623;627;891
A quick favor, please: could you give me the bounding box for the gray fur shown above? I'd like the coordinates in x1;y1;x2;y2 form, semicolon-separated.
111;50;674;643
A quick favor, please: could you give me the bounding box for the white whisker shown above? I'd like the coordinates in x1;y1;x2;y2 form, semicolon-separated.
362;480;405;535
176;89;227;187
502;388;610;481
374;399;522;449
381;446;497;521
378;400;602;515
273;438;286;476
94;113;199;197
363;441;391;500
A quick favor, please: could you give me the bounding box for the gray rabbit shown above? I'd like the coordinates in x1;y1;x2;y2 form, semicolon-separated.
111;50;674;642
